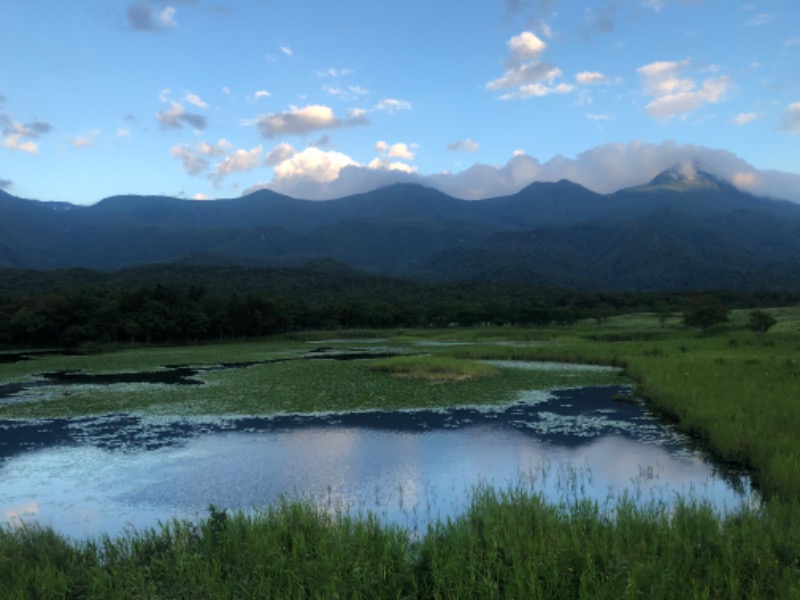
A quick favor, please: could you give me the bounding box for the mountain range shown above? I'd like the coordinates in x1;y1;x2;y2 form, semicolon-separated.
3;166;800;292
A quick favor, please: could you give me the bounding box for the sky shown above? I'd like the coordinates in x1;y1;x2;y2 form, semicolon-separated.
1;0;799;205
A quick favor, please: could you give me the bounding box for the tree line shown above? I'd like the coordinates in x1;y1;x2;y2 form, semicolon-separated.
0;268;795;348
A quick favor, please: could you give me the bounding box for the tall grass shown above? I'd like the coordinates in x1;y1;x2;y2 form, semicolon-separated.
2;493;799;599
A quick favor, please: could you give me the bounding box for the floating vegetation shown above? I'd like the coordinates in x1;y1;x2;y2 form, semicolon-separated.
370;355;499;382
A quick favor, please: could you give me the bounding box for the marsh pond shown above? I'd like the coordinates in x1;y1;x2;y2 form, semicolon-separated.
0;349;755;540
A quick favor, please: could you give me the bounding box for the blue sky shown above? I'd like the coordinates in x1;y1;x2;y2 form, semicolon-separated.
1;0;799;205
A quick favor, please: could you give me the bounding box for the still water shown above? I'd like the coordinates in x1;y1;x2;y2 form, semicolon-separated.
0;385;754;540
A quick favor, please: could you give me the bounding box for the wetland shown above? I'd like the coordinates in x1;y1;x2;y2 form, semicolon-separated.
2;312;800;597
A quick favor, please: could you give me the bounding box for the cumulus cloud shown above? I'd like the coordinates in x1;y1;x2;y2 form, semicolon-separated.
375;140;416;160
486;31;574;99
256;104;368;138
127;2;177;31
779;103;800;134
264;142;296;166
196;139;232;156
171;144;209;175
637;59;731;120
280;46;293;57
447;139;480;152
157;102;207;130
156;90;207;130
212;146;263;183
1;107;54;154
171;139;233;175
2;136;38;153
184;92;208;109
273;147;358;184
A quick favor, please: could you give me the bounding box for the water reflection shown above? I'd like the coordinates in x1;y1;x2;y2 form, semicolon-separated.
0;386;754;540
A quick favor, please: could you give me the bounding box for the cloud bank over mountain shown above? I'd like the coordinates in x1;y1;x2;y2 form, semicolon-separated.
245;141;800;204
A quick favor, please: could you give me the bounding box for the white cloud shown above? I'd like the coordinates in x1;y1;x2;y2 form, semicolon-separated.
375;141;416;160
197;139;232;156
374;98;412;112
193;193;210;201
2;135;38;154
733;112;757;125
586;112;613;121
322;84;369;101
273;147;357;183
779;103;800;134
171;139;233;175
254;90;271;100
256;104;368;138
576;71;612;85
116;128;131;137
280;46;293;57
368;158;417;173
156;91;207;130
171;144;209;175
264;142;296;166
1;109;53;154
447;139;480;152
487;31;574;100
637;59;731;120
507;31;546;61
184;92;208;109
212;145;263;183
785;37;800;47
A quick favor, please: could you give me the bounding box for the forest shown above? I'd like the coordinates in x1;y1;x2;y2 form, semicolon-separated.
1;263;796;348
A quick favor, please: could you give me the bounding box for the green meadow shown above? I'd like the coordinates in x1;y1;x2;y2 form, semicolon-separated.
2;306;800;598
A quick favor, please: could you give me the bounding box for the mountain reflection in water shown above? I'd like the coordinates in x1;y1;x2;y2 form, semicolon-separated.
0;386;754;539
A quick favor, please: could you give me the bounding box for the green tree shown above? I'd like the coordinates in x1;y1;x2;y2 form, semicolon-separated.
683;298;729;334
747;309;777;342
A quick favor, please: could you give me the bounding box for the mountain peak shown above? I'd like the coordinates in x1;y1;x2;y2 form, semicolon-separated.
648;163;725;190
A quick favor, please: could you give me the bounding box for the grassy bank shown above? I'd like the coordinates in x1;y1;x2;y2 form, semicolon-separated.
2;491;799;599
2;308;800;597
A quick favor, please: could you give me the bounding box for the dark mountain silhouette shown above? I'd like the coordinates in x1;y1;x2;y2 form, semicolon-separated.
2;166;800;291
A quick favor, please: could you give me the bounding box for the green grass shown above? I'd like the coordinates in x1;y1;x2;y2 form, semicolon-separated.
2;492;799;599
